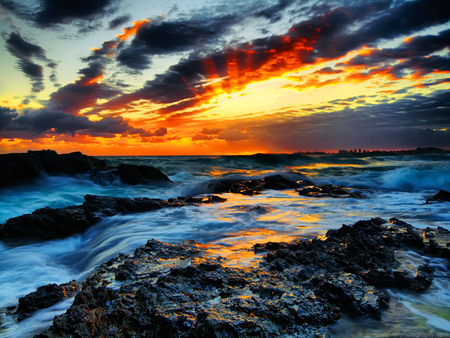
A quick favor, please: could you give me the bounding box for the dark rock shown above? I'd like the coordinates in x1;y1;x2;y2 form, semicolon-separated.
424;239;450;258
34;218;449;338
315;273;389;320
0;205;89;239
117;164;171;185
15;281;81;321
426;189;450;203
297;184;363;198
0;150;107;188
206;174;307;195
0;194;226;240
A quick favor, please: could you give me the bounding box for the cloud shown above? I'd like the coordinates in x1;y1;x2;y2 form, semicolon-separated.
345;28;450;68
108;14;131;29
116;15;238;70
0;107;19;129
34;0;118;28
245;90;450;151
152;127;167;137
1;108;149;139
3;32;51;92
192;127;223;141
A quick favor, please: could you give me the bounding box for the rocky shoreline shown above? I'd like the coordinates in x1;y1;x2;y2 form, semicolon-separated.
1;150;450;337
16;218;447;337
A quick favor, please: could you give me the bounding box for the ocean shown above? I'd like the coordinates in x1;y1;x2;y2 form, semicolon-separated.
1;153;450;337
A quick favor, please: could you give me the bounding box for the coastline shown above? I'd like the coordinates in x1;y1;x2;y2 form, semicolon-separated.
0;150;449;337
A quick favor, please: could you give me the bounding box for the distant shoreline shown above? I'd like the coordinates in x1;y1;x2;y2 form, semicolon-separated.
294;147;450;156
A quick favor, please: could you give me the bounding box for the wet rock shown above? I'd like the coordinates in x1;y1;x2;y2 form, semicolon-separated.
424;239;450;258
297;184;363;198
117;164;171;185
206;174;308;195
0;150;107;189
426;189;450;203
315;273;389;320
14;281;81;321
0;194;226;240
34;218;449;338
0;205;90;239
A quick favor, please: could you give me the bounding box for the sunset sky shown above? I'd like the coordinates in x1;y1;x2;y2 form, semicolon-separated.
0;0;449;155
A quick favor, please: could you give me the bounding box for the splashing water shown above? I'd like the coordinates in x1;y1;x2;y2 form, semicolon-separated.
1;153;449;337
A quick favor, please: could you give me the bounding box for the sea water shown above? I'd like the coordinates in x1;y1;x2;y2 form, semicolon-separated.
0;153;450;337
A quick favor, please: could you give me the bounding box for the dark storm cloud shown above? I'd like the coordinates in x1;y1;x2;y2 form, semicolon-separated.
1;109;148;138
116;44;152;70
4;32;50;92
0;107;19;130
46;79;121;114
47;36;122;114
313;67;343;75
1;0;120;31
345;29;450;68
286;0;450;64
251;90;450;151
254;0;295;22
34;0;118;27
5;32;47;60
108;14;131;29
46;61;121;114
116;15;237;70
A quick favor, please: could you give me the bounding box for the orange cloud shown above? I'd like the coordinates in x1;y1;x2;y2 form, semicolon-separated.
117;19;150;41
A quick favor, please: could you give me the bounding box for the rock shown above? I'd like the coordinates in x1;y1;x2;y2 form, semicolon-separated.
0;194;226;240
206;174;308;195
426;189;450;203
0;150;107;188
34;218;448;338
0;205;89;239
297;184;363;198
14;281;81;321
117;164;171;185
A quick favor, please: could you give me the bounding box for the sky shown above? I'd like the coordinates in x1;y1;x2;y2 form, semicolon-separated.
0;0;449;155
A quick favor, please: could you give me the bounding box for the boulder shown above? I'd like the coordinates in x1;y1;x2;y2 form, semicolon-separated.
206;174;309;195
0;194;226;240
117;164;171;185
296;184;363;198
13;281;81;321
0;150;107;188
426;189;450;203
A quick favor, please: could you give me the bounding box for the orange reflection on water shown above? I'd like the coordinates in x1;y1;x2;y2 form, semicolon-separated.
206;167;276;177
295;214;322;223
205;228;299;268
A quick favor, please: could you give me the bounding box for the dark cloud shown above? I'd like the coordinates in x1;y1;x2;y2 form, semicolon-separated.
0;107;19;130
108;14;131;29
46;80;121;114
152;127;167;137
47;40;122;113
4;32;49;92
345;28;450;68
313;67;343;75
249;90;450;151
91;0;450;119
289;0;450;63
2;109;148;138
254;0;294;22
0;0;33;21
201;127;222;134
117;15;237;70
192;127;222;141
5;32;47;60
116;44;151;70
34;0;118;27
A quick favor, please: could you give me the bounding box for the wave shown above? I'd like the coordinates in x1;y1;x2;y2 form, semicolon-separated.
313;164;450;192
